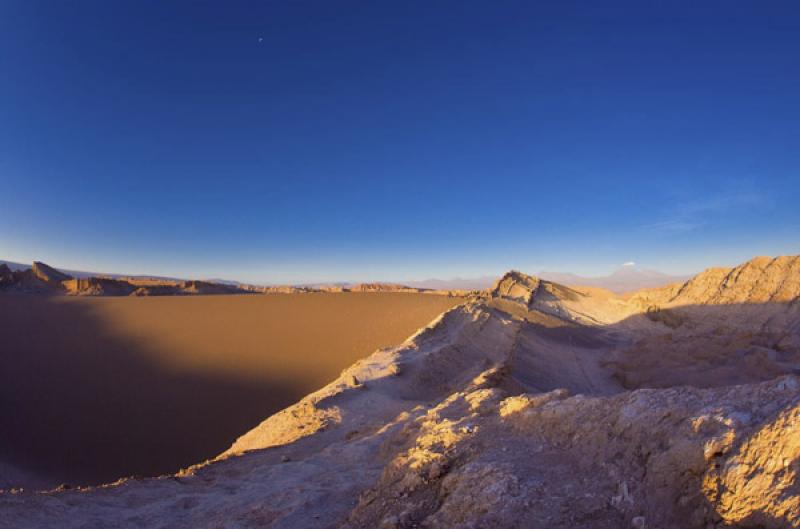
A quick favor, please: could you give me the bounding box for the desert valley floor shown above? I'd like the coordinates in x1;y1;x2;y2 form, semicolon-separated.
0;293;462;488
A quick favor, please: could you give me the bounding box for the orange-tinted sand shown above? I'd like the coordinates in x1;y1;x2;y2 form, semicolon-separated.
0;293;462;487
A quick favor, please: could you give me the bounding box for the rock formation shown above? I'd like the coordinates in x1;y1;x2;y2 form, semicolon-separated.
31;261;73;286
348;283;424;293
632;255;800;306
0;262;258;297
0;261;469;297
0;262;71;293
1;255;799;528
63;277;137;296
179;280;245;295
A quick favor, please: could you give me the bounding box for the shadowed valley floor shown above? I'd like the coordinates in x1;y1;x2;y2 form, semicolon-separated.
0;293;463;488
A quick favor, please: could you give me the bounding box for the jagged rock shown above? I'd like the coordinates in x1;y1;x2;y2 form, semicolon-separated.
0;262;70;293
490;270;542;306
131;285;182;296
179;280;245;295
31;261;72;286
630;255;800;307
63;277;136;296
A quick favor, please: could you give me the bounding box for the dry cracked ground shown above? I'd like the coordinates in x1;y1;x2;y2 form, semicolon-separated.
1;255;799;529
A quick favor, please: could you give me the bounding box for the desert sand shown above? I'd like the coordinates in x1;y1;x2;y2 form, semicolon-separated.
0;292;462;488
1;255;799;529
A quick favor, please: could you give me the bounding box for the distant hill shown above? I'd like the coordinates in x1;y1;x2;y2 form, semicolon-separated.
403;276;498;291
1;260;467;296
400;266;689;294
0;260;31;272
0;260;182;282
539;264;691;294
0;260;250;296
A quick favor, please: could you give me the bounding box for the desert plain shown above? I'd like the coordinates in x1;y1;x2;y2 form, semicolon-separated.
0;292;462;488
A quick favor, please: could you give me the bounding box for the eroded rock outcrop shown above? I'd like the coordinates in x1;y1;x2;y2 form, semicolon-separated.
0;262;261;296
490;270;543;306
63;277;137;296
344;376;800;529
31;261;73;286
0;263;70;293
630;255;800;307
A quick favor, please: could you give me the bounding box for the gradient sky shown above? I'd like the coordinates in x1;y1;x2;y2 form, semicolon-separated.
1;1;798;283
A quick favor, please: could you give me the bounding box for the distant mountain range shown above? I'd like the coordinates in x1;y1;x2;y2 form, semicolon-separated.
404;265;690;294
403;276;500;291
538;265;692;294
1;259;689;294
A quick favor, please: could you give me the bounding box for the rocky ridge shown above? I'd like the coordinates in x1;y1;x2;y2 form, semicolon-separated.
629;255;800;307
1;255;799;528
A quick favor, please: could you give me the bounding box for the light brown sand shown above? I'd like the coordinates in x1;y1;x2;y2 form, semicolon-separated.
0;293;462;487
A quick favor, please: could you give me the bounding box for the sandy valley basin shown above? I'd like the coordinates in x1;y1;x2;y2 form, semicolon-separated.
0;293;462;488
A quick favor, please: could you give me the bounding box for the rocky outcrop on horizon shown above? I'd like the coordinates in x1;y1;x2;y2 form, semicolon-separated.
63;277;137;296
540;265;691;294
0;262;73;293
0;261;471;298
30;261;73;286
348;283;424;293
0;261;259;296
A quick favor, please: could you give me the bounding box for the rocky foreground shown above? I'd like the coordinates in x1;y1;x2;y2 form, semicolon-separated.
1;256;799;528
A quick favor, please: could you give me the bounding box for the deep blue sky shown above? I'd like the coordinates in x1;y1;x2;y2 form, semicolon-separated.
1;1;798;283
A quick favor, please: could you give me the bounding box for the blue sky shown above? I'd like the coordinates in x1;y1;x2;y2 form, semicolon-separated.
1;1;798;283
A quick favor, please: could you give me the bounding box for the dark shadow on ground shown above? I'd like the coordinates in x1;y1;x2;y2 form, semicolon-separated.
0;293;462;488
0;296;304;488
